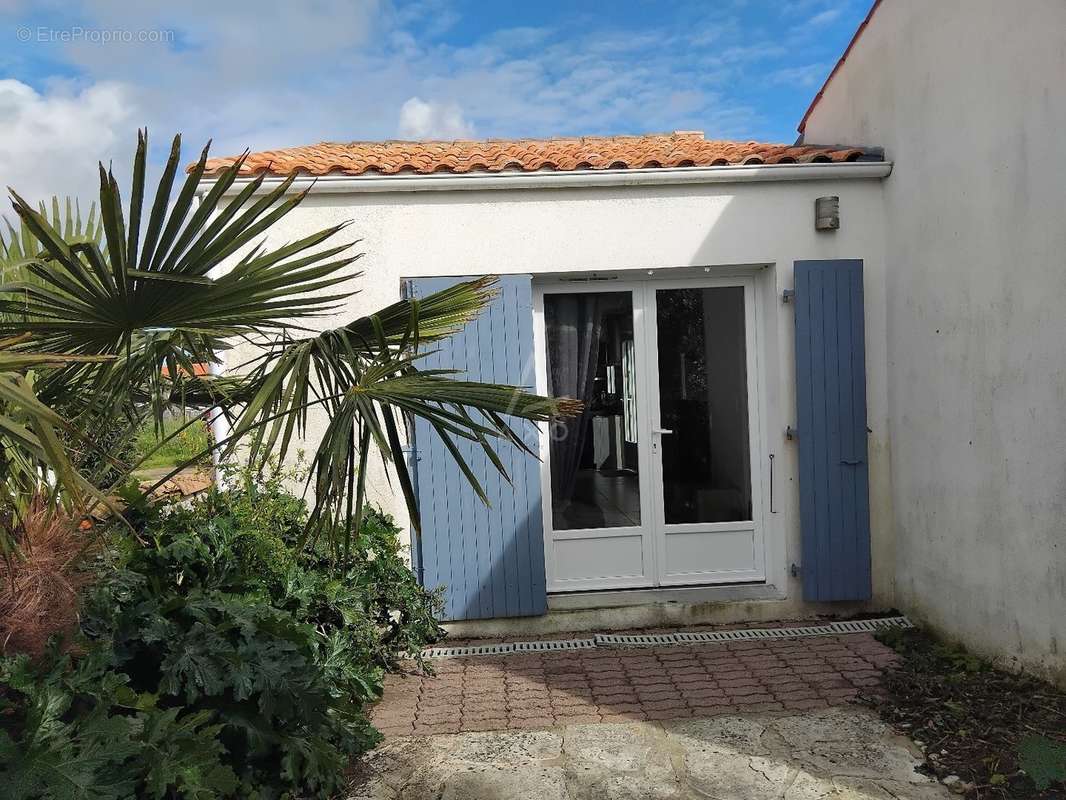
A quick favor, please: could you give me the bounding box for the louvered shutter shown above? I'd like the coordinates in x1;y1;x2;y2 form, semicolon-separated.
407;275;547;620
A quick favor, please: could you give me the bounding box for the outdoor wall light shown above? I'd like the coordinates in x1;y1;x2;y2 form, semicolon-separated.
815;195;840;231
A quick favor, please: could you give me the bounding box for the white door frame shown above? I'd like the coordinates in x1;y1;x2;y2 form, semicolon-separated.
533;280;658;591
644;276;766;587
533;274;767;593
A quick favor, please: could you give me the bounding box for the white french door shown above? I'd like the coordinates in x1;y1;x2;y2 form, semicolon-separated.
535;276;765;592
645;278;764;587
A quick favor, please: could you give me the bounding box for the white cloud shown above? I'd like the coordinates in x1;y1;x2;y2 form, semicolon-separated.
397;97;474;140
0;0;860;189
806;8;843;27
767;63;829;89
7;0;759;158
0;79;134;206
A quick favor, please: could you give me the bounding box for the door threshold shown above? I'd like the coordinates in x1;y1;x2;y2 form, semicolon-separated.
548;582;785;611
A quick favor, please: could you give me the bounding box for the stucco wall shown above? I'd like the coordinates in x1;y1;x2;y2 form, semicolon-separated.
803;0;1066;682
219;176;891;612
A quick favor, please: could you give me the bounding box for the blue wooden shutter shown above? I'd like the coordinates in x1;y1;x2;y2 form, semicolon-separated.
793;260;872;601
407;275;547;621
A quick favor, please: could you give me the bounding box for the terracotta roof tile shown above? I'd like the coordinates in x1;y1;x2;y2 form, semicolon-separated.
196;132;875;178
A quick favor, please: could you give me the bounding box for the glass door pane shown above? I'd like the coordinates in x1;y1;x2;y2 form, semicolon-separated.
654;287;751;524
544;291;640;530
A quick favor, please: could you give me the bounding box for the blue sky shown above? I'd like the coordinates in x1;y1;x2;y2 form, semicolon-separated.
1;0;869;203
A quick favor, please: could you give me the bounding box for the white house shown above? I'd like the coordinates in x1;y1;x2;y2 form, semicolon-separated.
198;0;1066;686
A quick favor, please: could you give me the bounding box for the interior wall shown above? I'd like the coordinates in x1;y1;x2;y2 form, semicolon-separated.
803;0;1066;683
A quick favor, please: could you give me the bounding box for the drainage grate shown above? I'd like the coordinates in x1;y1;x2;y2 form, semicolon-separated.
830;617;912;634
423;615;912;658
423;643;515;658
674;624;837;643
513;639;596;653
594;633;678;647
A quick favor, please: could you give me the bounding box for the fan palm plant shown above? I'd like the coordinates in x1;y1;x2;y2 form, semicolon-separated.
1;196;104;288
1;197;117;516
0;130;578;555
0;340;116;555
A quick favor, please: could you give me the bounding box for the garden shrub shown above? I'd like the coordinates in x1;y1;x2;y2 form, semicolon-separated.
0;646;238;799
0;470;444;799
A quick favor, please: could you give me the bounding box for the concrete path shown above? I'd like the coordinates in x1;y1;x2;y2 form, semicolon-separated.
348;707;951;799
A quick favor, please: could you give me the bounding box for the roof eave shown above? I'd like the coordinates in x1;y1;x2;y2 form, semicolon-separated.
196;161;892;198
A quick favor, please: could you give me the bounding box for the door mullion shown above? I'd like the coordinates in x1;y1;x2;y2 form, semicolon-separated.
628;283;658;588
744;278;768;579
639;282;666;587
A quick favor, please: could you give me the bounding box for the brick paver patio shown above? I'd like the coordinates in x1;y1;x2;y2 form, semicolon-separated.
370;632;899;737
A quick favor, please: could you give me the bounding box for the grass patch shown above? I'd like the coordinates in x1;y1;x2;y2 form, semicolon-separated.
132;415;213;471
867;627;1066;798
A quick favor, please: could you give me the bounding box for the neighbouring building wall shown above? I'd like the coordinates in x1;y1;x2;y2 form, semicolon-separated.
217;176;892;614
803;0;1066;683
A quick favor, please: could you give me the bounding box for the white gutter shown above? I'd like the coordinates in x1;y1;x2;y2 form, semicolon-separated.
200;160;892;197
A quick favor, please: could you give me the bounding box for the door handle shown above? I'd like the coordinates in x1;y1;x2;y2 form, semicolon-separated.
653;428;674;435
840;459;864;465
769;453;777;513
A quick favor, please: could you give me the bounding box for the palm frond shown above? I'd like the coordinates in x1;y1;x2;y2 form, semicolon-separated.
0;196;102;265
1;130;580;559
0;342;119;556
223;277;580;551
0;131;361;428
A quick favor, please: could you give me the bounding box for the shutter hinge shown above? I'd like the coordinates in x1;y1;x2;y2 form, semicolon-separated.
782;288;795;303
785;425;798;441
790;563;801;578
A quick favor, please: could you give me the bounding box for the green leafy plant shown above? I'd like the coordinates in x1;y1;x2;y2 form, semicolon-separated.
70;470;439;797
1018;734;1066;792
0;647;238;800
2;471;441;798
87;583;377;795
